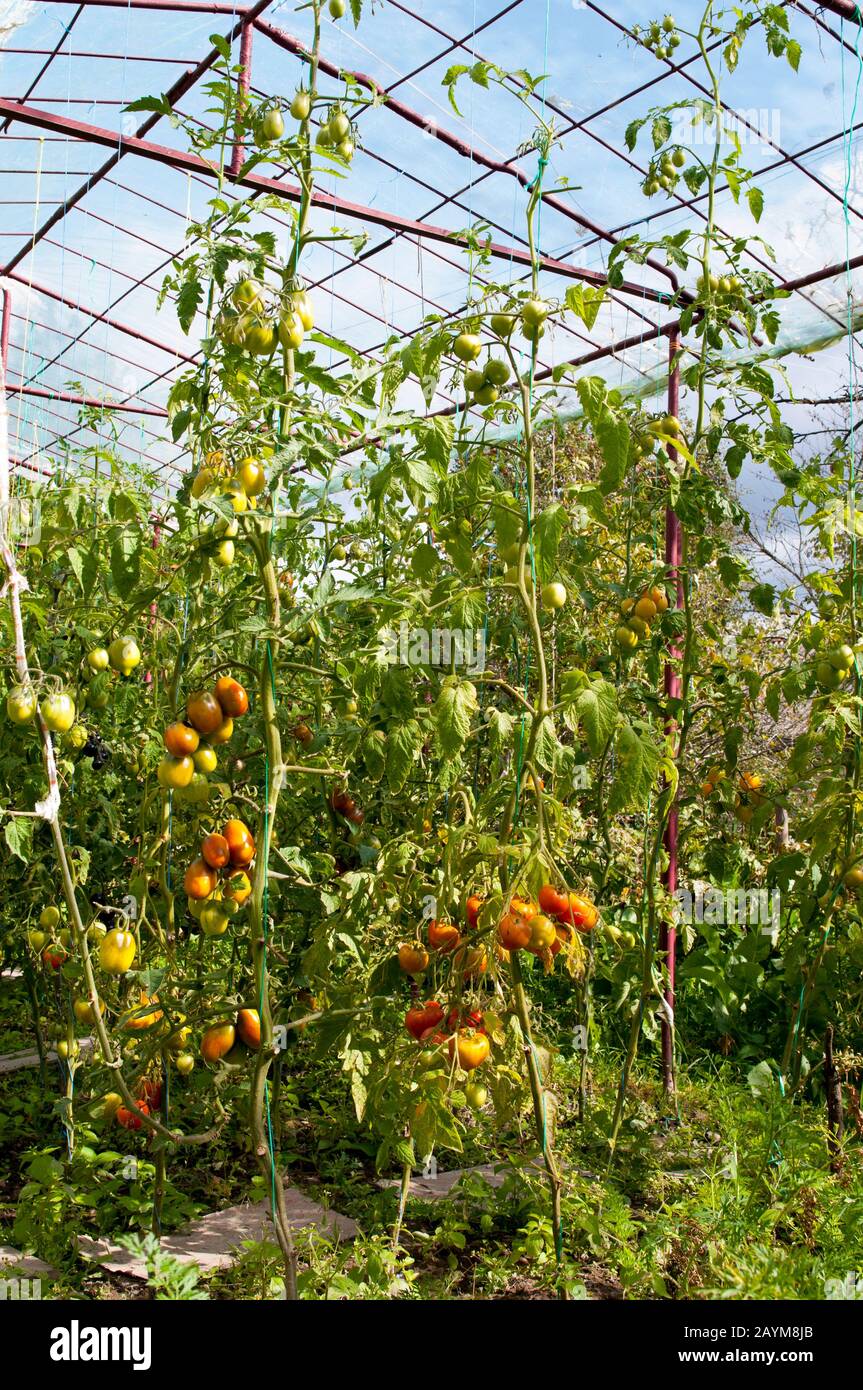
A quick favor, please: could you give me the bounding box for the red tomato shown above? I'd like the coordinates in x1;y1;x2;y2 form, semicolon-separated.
405;1000;444;1041
117;1101;150;1131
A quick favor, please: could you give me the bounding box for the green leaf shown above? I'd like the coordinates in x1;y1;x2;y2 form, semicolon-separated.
608;722;661;812
534;715;559;773
560;673;617;755
746;186;764;223
433;676;478;758
4;816;33;863
386;719;422;793
176;277;203;335
786;39;801;72
750;582;776;617
532;502;567;583
109;531;141;600
596;415;631;494
565;284;605;331
651;114;672;150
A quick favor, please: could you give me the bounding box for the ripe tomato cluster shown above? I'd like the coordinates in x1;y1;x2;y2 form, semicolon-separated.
200;1007;260;1065
185;818;256;936
158;676;249;802
615;584;670;653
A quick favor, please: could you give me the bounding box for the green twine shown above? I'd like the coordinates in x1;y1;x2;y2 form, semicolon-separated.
259;635;279;1232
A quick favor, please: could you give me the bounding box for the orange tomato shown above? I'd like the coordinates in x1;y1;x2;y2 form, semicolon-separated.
164;722;200;757
428;919;460;952
214;676;249;717
398;942;430;973
186;689;224;735
465;895;484;928
552;892;599;932
200;1021;236;1064
498;911;532;950
224;870;252;905
184;857;218;900
454;942;488;977
224;819;255;866
448;1028;490;1070
122;991;162;1032
201;832;231;869
236;1007;261;1050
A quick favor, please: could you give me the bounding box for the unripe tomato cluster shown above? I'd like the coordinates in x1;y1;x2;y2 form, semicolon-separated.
814;639;856;691
695;270;743;300
315;104;355;161
214;279;315;360
643;144;686;198
463;354;511;406
615;583;670;653
734;770;766;825
200;1006;260;1066
158;675;249;801
330;783;365;825
633;13;680;61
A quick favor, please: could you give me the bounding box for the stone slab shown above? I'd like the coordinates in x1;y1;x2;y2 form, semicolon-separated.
0;1245;59;1279
0;1038;93;1073
79;1186;358;1279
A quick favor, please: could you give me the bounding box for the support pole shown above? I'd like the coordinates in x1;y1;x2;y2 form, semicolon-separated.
230;21;253;179
660;330;682;1094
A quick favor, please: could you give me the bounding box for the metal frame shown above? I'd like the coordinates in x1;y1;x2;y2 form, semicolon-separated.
2;0;862;1095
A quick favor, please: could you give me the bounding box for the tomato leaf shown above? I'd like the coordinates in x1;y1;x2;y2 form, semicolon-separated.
607;722;662;812
433;676;478;758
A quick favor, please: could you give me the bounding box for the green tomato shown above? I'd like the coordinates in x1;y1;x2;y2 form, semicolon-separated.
522;297;550;328
490;313;515;337
464;368;485;393
6;683;36;724
328;0;346;15
290;89;311;121
485;358;511;386
278;311;304;350
816;660;842;690
474;383;499;406
541;582;567;611
827;644;855;670
328;110;351;142
453;332;482;362
232;278;264;311
200;903;230;937
465;1081;488;1110
40;692;76;733
87;647;110;673
108;635;141;675
259;107;285;143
